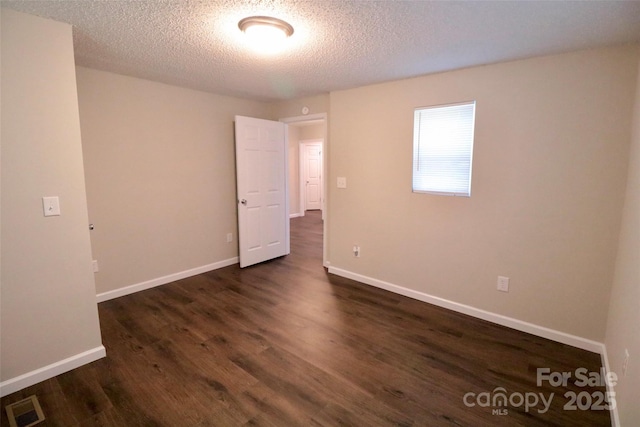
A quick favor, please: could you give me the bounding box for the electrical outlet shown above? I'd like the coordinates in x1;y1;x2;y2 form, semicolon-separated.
337;177;347;188
623;349;630;377
497;276;509;292
353;245;360;257
92;260;99;273
226;232;233;243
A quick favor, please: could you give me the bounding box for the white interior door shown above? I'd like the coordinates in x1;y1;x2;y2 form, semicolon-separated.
235;116;290;268
301;141;323;211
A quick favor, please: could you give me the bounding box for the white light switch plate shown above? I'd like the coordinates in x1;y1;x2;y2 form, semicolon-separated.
337;177;347;188
42;196;61;216
497;276;509;292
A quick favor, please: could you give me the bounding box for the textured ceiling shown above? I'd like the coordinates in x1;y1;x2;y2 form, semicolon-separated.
2;0;640;101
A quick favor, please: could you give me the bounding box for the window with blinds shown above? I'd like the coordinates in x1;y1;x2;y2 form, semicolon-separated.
412;101;476;197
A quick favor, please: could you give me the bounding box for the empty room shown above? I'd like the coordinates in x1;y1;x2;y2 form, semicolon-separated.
1;1;639;426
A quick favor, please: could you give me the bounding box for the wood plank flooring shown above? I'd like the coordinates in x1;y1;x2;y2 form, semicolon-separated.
2;211;611;426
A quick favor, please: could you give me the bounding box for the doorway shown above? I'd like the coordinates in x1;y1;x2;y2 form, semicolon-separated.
281;113;328;267
299;139;323;214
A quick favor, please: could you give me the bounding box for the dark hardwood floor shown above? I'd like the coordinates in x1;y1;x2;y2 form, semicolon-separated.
2;210;611;426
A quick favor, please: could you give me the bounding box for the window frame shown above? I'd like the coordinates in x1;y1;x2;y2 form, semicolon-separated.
412;100;476;197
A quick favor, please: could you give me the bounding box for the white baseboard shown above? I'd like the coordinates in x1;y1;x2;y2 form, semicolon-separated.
0;346;106;397
328;266;604;354
289;213;303;218
599;346;620;427
96;257;238;303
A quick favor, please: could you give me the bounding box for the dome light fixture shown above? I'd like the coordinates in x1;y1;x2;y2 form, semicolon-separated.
238;16;294;54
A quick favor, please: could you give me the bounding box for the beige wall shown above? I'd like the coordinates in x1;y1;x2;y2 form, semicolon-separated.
1;9;103;384
270;94;330;120
299;123;324;141
328;46;638;341
76;67;270;295
288;125;301;216
605;57;640;424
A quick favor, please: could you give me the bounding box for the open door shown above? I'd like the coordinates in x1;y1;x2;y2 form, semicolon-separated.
235;116;290;268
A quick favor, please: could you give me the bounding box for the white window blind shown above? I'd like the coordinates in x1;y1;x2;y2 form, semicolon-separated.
413;101;476;197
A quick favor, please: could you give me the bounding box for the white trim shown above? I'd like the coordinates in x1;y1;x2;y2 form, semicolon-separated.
328;266;604;353
299;140;305;216
280;113;326;125
96;258;238;303
0;346;106;397
600;346;620;427
289;213;303;219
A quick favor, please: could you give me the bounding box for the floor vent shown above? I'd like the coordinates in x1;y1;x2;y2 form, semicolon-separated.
5;395;45;427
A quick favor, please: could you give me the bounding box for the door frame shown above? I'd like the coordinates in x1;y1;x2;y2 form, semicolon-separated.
299;139;324;215
280;113;328;267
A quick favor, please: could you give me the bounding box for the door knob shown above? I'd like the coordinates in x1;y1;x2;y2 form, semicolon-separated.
240;199;247;205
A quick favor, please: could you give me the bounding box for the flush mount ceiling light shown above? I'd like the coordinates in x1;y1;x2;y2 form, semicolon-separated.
238;16;294;54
